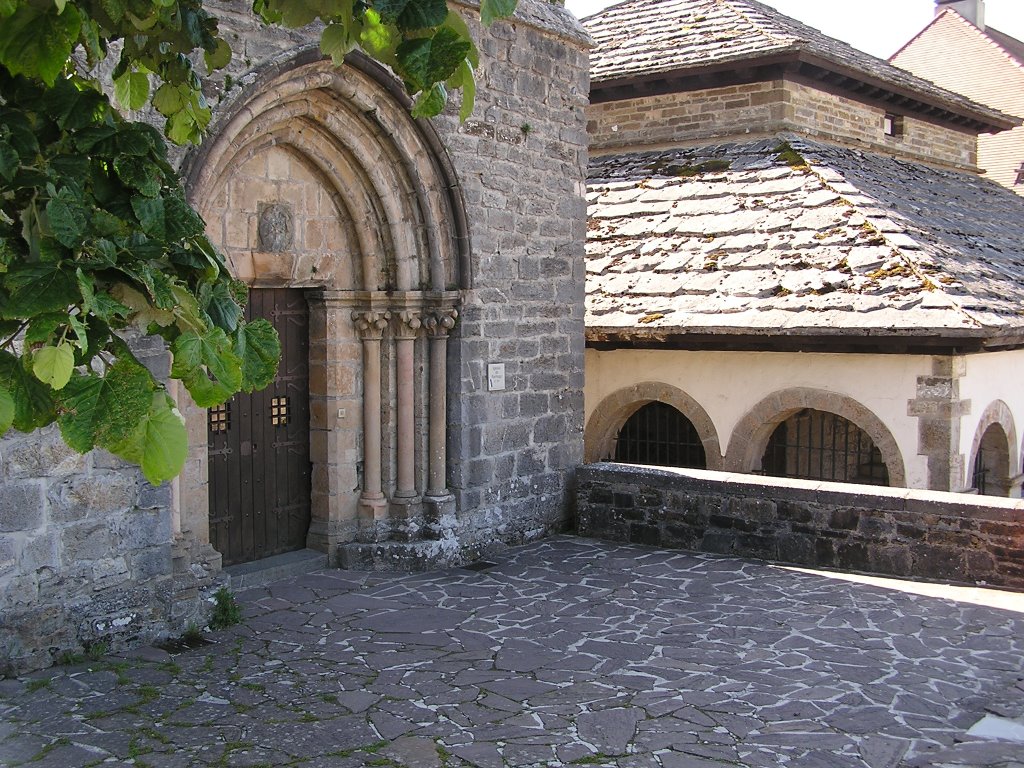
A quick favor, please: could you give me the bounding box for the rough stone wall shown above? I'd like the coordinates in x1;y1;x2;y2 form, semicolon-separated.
577;463;1024;589
433;2;590;556
588;78;978;171
0;339;221;675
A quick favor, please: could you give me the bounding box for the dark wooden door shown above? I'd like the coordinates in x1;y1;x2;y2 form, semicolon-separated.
208;288;311;566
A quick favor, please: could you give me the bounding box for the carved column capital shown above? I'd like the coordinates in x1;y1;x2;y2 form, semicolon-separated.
424;308;458;339
394;310;423;340
352;310;391;340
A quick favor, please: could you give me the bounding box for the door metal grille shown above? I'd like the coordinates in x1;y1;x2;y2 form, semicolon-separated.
614;401;707;469
762;409;889;486
972;449;988;495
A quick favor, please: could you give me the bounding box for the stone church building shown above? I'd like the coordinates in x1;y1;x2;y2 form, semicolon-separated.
0;0;590;673
582;0;1024;499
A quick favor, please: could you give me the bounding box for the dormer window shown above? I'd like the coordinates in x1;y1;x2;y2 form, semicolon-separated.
883;113;904;138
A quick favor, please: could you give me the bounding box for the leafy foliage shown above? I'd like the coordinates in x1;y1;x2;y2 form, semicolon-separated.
0;0;517;483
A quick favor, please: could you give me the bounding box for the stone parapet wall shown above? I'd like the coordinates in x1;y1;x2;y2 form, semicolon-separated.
577;463;1024;589
589;78;977;171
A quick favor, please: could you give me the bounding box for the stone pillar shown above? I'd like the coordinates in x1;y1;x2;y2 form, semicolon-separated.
424;308;458;499
353;309;390;529
393;311;422;501
908;355;970;492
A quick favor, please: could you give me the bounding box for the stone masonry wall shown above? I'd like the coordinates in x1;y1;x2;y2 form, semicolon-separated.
577;463;1024;589
588;78;978;171
422;2;590;556
0;339;221;675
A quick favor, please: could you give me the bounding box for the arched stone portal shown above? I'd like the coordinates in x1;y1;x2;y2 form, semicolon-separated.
969;401;1018;497
726;388;907;487
177;49;469;565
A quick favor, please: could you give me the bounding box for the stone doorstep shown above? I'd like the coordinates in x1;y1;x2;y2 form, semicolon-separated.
224;549;329;591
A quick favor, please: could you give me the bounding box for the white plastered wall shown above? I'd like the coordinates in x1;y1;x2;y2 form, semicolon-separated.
585;348;934;488
958;349;1024;490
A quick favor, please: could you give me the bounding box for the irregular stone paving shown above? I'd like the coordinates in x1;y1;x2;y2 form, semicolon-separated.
2;536;1023;768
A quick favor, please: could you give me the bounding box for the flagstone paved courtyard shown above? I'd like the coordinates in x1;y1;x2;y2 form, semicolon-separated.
1;536;1023;768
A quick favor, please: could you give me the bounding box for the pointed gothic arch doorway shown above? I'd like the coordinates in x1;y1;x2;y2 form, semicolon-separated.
177;50;469;568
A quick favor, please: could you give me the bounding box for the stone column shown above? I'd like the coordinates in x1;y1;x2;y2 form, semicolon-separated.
424;308;458;499
393;311;422;501
353;309;390;527
908;355;970;491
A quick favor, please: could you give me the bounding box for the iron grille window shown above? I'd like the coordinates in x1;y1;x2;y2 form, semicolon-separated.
972;448;988;495
208;403;231;434
761;409;889;486
614;401;707;469
271;396;290;426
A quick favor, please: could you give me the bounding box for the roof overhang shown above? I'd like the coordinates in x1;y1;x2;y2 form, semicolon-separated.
586;326;1024;355
589;51;1019;134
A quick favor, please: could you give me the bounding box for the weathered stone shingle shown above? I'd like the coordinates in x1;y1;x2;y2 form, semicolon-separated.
586;136;1024;340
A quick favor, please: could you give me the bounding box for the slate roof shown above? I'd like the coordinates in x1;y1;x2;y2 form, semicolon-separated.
585;0;1013;130
586;136;1024;347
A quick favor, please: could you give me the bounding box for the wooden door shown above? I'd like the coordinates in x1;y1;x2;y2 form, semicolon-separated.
208;289;311;565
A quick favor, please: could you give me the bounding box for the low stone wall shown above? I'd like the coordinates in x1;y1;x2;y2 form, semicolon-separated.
576;463;1024;589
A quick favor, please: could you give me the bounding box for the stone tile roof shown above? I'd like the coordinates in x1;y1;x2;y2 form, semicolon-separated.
584;0;1011;128
586;136;1024;343
979;25;1024;69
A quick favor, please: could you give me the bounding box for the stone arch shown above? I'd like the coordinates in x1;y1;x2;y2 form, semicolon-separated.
968;400;1017;497
584;382;722;470
174;48;468;563
725;388;906;487
181;47;469;292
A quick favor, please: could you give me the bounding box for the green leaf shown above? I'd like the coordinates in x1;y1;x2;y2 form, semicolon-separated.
113;69;151;111
131;195;166;240
0;384;13;434
32;342;75;390
152;83;187;117
359;8;397;64
24;312;67;345
0;4;82;85
114;155;161;197
99;0;125;23
235;319;280;392
3;264;79;318
0;350;56;431
0;139;18;182
447;59;476;121
443;9;479;68
204;280;243;332
480;0;516;26
321;19;359;64
46;185;88;248
107;392;187;484
109;283;175;328
412;83;447;119
204;38;232;71
0;0;16;18
171;326;243;404
374;0;410;23
398;0;447;30
396;26;471;92
57;359;153;453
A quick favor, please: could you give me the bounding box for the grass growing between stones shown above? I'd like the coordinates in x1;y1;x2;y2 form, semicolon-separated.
209;588;243;630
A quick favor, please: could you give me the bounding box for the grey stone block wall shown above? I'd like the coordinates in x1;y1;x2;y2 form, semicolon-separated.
436;2;590;555
577;463;1024;589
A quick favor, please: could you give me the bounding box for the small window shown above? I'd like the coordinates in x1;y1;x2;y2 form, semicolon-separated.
883;113;904;138
271;396;290;426
1015;162;1024;185
208;403;231;434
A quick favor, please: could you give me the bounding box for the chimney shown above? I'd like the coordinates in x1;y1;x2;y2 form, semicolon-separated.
937;0;985;29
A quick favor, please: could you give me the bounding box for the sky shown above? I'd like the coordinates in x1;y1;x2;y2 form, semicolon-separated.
563;0;1024;59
